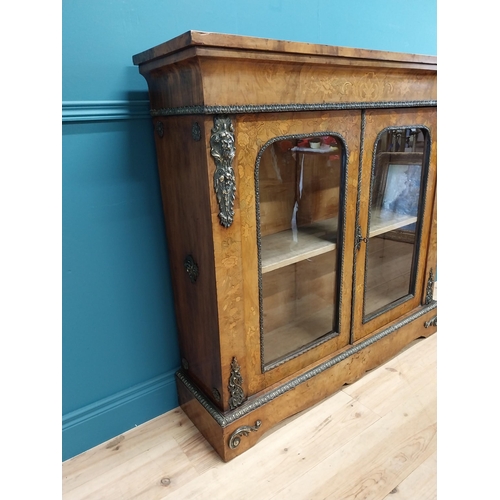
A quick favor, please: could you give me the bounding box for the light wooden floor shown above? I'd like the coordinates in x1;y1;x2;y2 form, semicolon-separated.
62;331;437;500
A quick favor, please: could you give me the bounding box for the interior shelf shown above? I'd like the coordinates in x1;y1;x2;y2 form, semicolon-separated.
291;145;339;154
369;208;417;238
261;219;338;274
261;208;416;274
376;151;423;161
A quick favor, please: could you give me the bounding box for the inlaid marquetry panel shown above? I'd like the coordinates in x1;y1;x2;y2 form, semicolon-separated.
200;60;436;108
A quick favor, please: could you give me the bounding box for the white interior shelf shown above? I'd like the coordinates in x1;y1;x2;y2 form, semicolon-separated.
261;219;337;274
261;209;417;274
369;208;417;238
291;145;339;154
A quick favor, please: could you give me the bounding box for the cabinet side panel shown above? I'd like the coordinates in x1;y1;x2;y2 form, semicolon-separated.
154;116;222;400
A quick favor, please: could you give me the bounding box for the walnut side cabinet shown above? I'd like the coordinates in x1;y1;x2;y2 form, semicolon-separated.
133;31;437;462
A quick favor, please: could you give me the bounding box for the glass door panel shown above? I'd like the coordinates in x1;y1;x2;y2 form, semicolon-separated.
257;135;345;367
364;127;429;320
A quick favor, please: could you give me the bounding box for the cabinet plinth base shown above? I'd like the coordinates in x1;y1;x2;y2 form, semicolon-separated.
176;302;437;462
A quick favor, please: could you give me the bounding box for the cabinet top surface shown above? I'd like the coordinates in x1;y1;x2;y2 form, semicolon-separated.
132;30;437;68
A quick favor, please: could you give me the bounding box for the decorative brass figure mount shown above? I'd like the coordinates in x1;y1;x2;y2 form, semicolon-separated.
228;357;245;410
210;116;236;228
424;316;437;328
425;268;435;304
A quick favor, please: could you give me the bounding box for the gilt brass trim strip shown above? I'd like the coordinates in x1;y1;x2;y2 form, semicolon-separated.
175;301;437;428
150;100;437;117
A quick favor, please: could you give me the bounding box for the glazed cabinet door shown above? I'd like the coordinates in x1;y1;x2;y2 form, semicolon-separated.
351;107;437;341
234;111;359;392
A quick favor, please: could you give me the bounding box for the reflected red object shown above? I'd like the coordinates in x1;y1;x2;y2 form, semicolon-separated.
322;136;337;145
278;140;293;152
297;139;309;148
329;154;340;160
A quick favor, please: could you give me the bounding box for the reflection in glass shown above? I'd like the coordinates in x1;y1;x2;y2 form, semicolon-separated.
364;128;428;319
258;135;344;366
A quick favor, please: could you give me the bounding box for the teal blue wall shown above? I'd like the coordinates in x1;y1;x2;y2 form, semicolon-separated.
62;0;436;461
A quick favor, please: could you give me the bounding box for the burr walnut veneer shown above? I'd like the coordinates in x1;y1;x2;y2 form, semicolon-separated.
133;31;437;462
